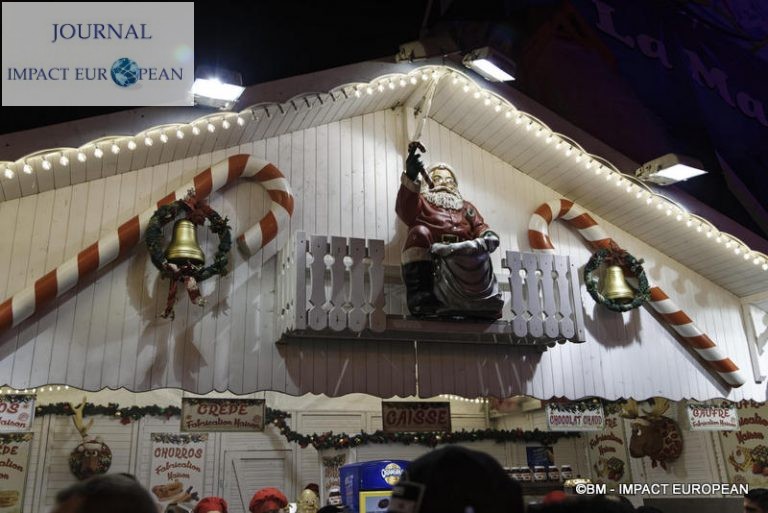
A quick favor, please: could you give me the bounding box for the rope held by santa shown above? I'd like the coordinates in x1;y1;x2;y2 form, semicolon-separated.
0;154;294;335
528;198;746;388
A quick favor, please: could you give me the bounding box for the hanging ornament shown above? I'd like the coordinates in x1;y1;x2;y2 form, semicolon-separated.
68;397;112;480
584;245;650;312
145;190;232;319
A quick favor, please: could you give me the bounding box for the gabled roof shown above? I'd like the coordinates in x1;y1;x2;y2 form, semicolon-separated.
1;62;766;298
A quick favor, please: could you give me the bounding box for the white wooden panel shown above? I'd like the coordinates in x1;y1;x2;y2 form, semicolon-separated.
0;109;762;401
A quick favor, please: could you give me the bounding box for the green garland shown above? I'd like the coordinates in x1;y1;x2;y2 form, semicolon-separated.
547;398;603;414
151;433;208;444
584;247;650;312
145;193;231;283
34;403;579;449
0;433;33;443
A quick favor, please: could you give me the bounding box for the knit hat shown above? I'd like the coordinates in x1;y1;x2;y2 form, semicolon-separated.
304;483;320;497
249;487;288;513
387;446;523;513
194;497;228;513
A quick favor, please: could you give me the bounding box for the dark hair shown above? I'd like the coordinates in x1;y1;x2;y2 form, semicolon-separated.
531;496;634;513
747;488;768;509
636;506;665;513
55;473;157;513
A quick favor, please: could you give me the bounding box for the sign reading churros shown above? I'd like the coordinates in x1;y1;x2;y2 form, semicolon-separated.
149;433;206;508
0;433;33;513
0;396;35;433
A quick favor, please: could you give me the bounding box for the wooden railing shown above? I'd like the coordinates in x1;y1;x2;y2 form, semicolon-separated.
277;232;585;346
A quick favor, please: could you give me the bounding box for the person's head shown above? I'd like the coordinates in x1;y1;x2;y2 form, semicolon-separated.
298;488;320;513
194;496;229;513
52;473;157;513
387;446;523;513
249;487;289;513
745;488;768;513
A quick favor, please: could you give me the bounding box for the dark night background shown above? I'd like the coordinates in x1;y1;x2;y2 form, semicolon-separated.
2;0;766;240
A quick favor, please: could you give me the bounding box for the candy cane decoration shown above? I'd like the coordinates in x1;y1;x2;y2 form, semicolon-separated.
0;154;293;335
528;198;746;388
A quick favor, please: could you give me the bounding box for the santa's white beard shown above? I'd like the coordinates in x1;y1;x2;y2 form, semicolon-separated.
422;189;464;210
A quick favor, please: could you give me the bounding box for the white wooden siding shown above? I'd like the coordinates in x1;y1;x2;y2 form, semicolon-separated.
0;109;763;401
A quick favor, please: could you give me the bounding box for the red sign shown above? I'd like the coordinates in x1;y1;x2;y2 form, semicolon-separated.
382;402;451;433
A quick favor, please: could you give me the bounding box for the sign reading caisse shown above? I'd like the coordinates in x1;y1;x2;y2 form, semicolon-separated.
181;398;265;432
382;402;451;433
0;395;35;433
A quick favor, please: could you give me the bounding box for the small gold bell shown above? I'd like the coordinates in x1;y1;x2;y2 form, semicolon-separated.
165;219;205;266
601;265;634;303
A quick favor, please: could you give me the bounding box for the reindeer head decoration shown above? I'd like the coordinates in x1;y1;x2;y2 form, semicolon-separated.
68;397;112;480
620;398;683;470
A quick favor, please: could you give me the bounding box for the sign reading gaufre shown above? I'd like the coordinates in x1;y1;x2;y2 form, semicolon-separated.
382;402;451;433
181;398;265;432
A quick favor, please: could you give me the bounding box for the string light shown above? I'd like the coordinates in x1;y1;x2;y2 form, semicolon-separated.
23;163;33;174
545;134;553;144
127;140;137;150
236;116;245;126
399;78;407;87
111;143;120;154
421;72;428;81
565;147;573;157
388;80;395;90
207;123;216;133
483;97;491;106
3;167;13;179
144;136;154;147
77;152;87;163
494;103;501;112
596;165;604;176
192;125;201;135
463;83;470;93
366;86;373;95
410;76;417;85
222;119;231;129
377;83;384;92
41;158;52;170
159;133;169;143
176;129;185;139
473;91;481;99
59;155;69;166
93;147;104;158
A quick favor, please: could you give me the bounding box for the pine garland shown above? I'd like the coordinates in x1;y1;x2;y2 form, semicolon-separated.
34;402;579;448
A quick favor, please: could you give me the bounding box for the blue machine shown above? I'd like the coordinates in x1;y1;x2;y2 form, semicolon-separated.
340;459;409;513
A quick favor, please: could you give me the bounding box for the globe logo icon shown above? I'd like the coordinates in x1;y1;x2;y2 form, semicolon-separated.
110;57;139;87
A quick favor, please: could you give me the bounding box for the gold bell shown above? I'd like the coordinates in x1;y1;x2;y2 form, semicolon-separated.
165;219;205;266
601;265;634;303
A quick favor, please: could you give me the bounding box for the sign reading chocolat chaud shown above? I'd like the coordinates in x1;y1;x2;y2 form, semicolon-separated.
382;402;451;433
181;398;265;432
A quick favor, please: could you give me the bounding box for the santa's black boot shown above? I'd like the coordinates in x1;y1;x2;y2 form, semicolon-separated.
402;261;440;316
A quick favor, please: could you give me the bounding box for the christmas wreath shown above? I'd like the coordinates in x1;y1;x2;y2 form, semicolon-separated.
584;245;650;312
145;190;231;318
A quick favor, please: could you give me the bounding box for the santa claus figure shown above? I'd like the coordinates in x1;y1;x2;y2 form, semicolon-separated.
396;143;503;319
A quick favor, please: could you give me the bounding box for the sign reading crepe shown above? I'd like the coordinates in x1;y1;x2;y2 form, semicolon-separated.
382;402;451;433
181;398;265;432
0;432;33;512
149;433;206;506
0;395;35;432
546;402;605;431
687;402;738;431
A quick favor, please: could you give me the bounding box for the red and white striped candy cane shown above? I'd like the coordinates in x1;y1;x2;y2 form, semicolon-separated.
528;198;746;388
0;154;294;335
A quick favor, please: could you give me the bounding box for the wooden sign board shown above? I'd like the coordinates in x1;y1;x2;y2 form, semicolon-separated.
382;402;451;433
546;402;605;432
181;398;265;432
687;402;738;431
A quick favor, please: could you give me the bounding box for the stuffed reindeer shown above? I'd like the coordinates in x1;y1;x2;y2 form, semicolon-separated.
620;398;683;470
